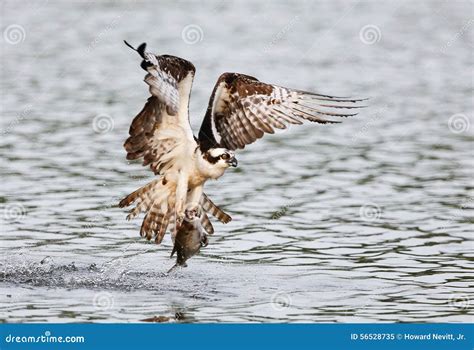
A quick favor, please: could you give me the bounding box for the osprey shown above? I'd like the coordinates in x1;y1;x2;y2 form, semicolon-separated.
119;41;365;243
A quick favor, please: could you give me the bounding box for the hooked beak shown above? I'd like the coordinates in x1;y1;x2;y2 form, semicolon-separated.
227;157;238;167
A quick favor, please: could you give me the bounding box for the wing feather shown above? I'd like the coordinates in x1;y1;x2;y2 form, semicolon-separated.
237;102;265;141
242;103;275;134
123;42;197;174
198;72;366;151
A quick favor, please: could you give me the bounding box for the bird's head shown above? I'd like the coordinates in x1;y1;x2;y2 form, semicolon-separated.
205;148;238;168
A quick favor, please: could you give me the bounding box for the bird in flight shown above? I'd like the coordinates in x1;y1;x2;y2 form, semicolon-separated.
119;41;365;245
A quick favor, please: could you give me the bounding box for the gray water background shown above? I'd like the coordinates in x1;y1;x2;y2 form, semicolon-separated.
0;0;473;322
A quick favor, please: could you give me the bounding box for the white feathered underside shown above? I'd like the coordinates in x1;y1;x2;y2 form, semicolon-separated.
144;53;180;114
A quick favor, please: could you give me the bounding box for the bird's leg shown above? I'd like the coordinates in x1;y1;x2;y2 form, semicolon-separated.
187;185;206;242
186;185;203;210
174;171;188;226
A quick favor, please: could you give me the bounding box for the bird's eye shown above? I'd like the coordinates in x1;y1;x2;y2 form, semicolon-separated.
221;153;230;160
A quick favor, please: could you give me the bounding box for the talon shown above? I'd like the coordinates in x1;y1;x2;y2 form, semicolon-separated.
176;213;185;226
200;234;208;247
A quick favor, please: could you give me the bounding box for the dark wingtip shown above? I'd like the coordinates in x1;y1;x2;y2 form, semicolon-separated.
348;97;370;102
123;40;147;59
136;43;147;58
123;40;135;50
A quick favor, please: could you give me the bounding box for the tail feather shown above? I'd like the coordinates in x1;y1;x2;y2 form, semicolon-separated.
201;193;232;224
127;206;142;221
156;214;170;244
123;179;161;220
140;202;164;240
119;179;160;209
119;178;174;243
201;212;214;235
120;181;231;245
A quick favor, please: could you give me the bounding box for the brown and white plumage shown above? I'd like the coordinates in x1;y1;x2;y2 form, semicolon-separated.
123;42;196;174
119;41;365;249
198;72;366;151
118;170;228;244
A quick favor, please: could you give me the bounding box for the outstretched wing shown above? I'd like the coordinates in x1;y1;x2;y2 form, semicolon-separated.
123;42;196;174
198;72;366;151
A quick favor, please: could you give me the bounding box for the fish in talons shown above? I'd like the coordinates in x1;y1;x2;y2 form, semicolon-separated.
168;207;210;273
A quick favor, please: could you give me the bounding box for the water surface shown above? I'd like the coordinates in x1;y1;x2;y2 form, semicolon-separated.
0;0;472;322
